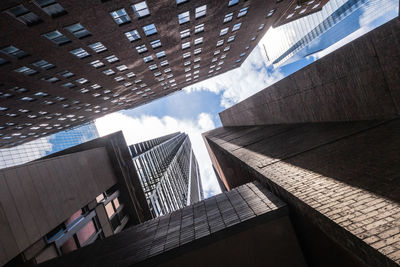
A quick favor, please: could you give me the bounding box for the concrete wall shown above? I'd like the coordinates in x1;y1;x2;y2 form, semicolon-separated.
220;18;400;126
0;147;117;266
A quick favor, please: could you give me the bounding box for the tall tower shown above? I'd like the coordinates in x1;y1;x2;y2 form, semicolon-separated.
130;132;203;217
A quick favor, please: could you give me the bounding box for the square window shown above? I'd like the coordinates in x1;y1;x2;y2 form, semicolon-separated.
194;37;203;45
185;67;191;72
178;11;190;24
110;8;131;25
232;22;241;31
62;82;75;88
194;64;200;69
88;42;107;53
143;55;153;63
194;48;202;55
105;55;119;63
132;1;150;18
42;76;59;83
238;7;249;17
183;52;191;59
125;29;141;42
180;29;190;39
32;60;55;70
70;48;90;59
156;51;166;58
0;45;28;58
43;30;70;45
136;44;148;54
65;23;91;39
195;5;207;19
143;24;157;36
182;42;190;50
150;39;162;49
224;12;233;23
195;24;204;34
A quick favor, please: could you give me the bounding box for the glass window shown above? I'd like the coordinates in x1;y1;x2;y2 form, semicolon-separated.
116;64;128;71
14;66;37;75
194;48;202;55
183;52;191;59
195;5;206;19
103;69;115;75
150;39;162;49
105;202;115;218
125;29;141;42
143;55;153;63
228;0;239;7
143;24;157;36
220;27;229;36
6;5;42;26
136;44;148;54
110;8;131;25
35;0;66;17
238;7;249;17
132;1;150;18
32;60;54;70
182;41;190;50
156;51;165;58
178;11;190;24
70;48;90;59
232;22;241;31
105;55;119;63
194;24;204;34
1;45;28;58
267;9;275;17
88;42;107;53
64;23;91;39
180;29;190;39
227;35;235;43
216;40;224;47
43;30;70;45
176;0;189;4
194;37;203;45
224;12;233;23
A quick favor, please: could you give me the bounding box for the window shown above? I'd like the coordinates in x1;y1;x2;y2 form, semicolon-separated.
103;69;115;75
238;7;249;17
232;23;241;31
156;51;166;58
136;44;148;54
178;11;190;24
110;9;131;25
143;24;157;36
32;60;54;70
258;24;265;30
1;45;28;58
114;76;124;82
176;0;189;4
313;3;321;9
220;27;229;36
43;30;70;45
125;29;141;42
240;52;246;57
154;72;161;77
149;64;157;70
184;60;191;66
76;78;88;84
91;84;101;89
194;57;201;63
228;0;239;7
116;65;128;71
132;1;150;18
15;66;37;75
65;23;91;39
62;82;75;88
6;5;42;26
299;8;307;14
194;64;200;69
182;42;190;50
194;37;203;45
194;24;204;34
195;5;207;19
160;60;169;66
21;96;35;102
42;76;59;83
216;40;224;47
35;0;66;17
194;48;202;55
224;12;233;23
70;48;90;59
267;9;275;17
143;55;153;63
224;45;230;51
88;42;107;53
105;55;119;63
227;35;235;43
126;72;135;78
0;58;7;65
164;68;171;73
59;70;74;78
185;67;191;72
150;39;162;49
180;29;190;39
221;54;226;59
183;52;191;59
214;50;220;55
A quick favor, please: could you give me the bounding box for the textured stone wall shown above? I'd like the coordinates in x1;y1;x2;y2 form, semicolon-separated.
219;19;400;127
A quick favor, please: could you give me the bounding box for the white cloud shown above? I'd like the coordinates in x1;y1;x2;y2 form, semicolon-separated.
95;112;221;198
184;45;284;108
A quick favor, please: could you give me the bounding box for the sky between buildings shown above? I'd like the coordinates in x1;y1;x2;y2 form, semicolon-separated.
95;0;399;198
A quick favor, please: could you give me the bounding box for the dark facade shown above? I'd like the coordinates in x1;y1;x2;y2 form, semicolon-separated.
0;0;296;148
203;18;400;266
130;132;203;217
0;131;151;266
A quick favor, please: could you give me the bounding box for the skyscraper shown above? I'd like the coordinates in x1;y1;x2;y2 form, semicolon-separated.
0;122;99;169
130;132;203;217
0;0;292;148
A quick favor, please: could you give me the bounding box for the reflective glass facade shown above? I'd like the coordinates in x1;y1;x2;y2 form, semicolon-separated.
131;132;203;217
0;122;99;169
263;0;398;66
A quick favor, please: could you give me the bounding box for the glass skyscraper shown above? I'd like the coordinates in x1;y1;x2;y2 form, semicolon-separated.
263;0;398;66
0;122;99;169
130;132;203;217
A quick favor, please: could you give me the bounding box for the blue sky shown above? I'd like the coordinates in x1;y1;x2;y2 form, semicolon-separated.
96;0;398;198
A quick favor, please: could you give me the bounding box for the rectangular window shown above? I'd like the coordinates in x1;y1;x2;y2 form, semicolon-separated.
126;72;135;78
184;60;191;66
178;11;190;24
70;48;90;59
160;60;169;66
65;23;91;39
176;0;189;4
149;64;157;70
216;40;224;47
1;45;28;58
136;44;148;54
194;48;202;55
110;8;131;25
132;1;150;18
59;70;74;78
35;0;66;17
224;12;233;23
150;39;162;49
220;27;229;36
183;52;191;59
195;5;207;18
227;35;235;43
103;69;115;75
105;55;119;63
194;24;204;34
224;46;230;52
232;22;241;31
228;0;239;7
194;57;201;63
238;7;249;17
43;30;70;45
182;42;190;50
32;60;54;71
143;55;153;63
15;66;37;75
125;29;141;42
267;9;275;17
194;37;203;45
180;29;190;39
6;5;42;26
143;24;157;36
88;42;107;53
114;76;124;82
116;65;128;71
156;51;166;58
